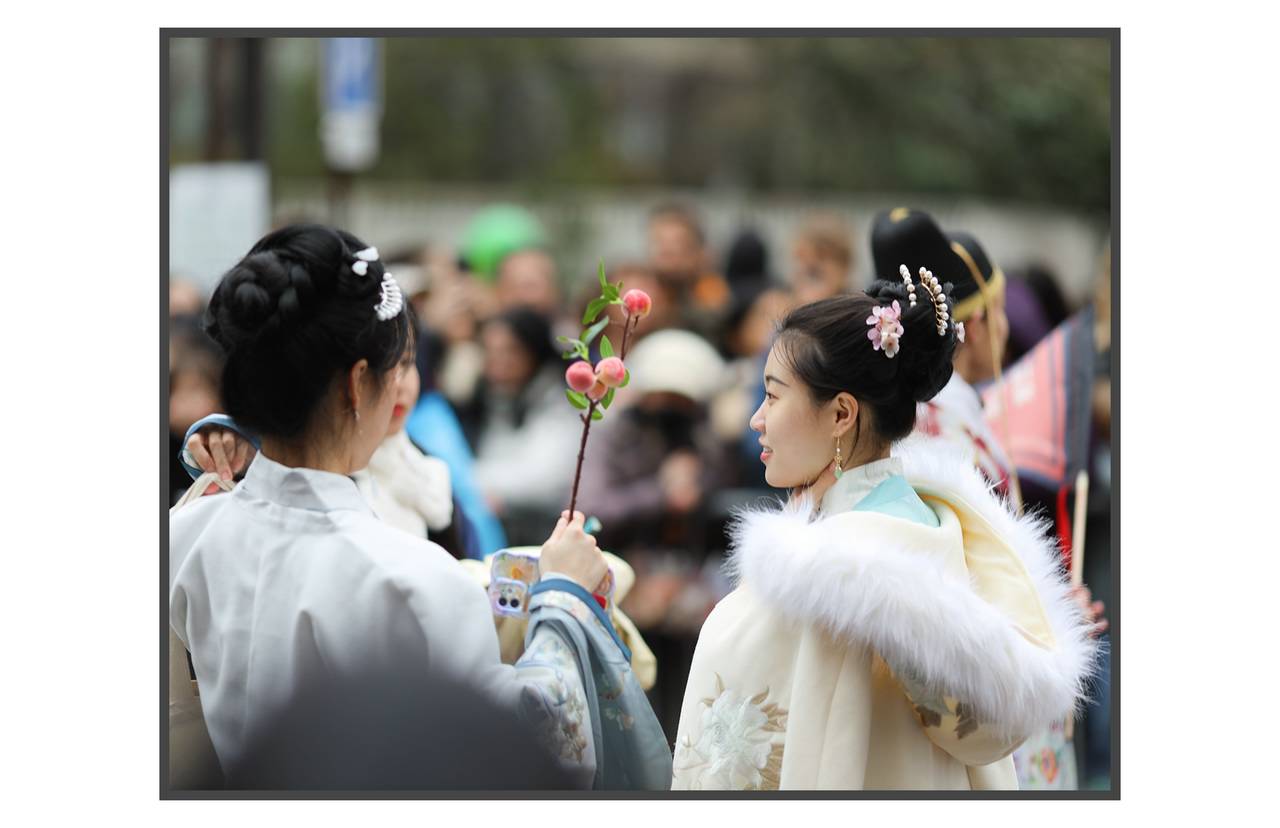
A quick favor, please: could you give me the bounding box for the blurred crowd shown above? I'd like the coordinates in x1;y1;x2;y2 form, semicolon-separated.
169;200;1113;787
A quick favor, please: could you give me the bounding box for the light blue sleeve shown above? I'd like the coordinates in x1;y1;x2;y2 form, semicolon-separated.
515;619;598;785
178;414;261;480
525;581;671;790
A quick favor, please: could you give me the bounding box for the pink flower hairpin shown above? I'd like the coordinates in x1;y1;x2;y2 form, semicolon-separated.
866;300;905;359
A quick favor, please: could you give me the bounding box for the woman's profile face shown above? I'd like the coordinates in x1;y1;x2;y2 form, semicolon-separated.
385;347;420;438
749;345;836;489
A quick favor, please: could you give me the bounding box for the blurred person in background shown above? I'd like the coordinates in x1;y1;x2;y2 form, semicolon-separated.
170;224;667;789
421;204;548;407
1077;241;1113;789
170;277;205;318
353;324;474;557
712;281;794;488
788;211;856;305
419;252;491;407
871;208;1106;790
496;247;563;319
1002;262;1071;365
872;208;1015;496
457;306;582;545
461;204;546;284
1001;268;1055;366
169;315;224;506
574;329;733;738
647;203;732;340
713;229;789;452
721;228;771;312
404;317;509;557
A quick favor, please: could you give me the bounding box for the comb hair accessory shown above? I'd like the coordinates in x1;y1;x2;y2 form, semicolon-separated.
917;267;950;336
352;246;379;276
899;264;918;307
374;271;404;321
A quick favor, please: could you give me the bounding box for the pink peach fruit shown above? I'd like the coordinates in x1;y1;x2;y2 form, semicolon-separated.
623;289;652;319
596;356;626;388
565;361;596;394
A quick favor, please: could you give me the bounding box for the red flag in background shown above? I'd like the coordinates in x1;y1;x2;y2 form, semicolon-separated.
981;306;1097;565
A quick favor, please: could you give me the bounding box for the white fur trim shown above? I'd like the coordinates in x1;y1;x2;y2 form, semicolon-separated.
724;438;1101;740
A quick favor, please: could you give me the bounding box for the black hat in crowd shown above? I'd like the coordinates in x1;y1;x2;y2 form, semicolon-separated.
870;207;1005;321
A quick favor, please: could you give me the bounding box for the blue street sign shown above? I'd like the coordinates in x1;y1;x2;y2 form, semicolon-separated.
323;38;380;114
320;38;382;171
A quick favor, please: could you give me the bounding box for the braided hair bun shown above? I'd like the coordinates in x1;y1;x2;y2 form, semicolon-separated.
204;224;411;439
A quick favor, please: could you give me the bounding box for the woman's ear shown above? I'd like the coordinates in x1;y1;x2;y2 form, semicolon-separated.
346;359;370;414
831;391;859;439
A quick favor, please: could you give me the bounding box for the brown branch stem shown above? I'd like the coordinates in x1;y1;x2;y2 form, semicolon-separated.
619;315;635;360
567;400;597;517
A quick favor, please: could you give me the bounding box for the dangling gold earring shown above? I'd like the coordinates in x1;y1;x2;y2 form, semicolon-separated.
833;438;844;480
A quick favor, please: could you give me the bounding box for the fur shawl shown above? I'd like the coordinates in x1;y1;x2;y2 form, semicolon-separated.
724;440;1100;740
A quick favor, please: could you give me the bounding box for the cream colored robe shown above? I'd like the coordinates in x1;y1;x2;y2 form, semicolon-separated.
671;442;1098;791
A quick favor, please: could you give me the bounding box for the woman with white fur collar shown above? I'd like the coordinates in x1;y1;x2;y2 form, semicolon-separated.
670;272;1098;791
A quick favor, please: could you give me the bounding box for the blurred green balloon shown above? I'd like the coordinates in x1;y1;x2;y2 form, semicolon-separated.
460;204;546;281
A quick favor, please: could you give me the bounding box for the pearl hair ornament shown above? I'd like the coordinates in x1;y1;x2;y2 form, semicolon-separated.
899;264;918;307
374;271;404;321
917;267;950;336
351;246;379;276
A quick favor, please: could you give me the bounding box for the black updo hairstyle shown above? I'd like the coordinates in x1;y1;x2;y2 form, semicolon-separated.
204;224;412;439
774;277;959;447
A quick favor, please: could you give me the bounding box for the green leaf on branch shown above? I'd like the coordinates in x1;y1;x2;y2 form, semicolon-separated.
620;369;630;388
602;388;616;409
582;316;610;347
565;389;589;410
600;335;614;358
583;297;609;326
603;283;620;302
558;336;588;360
598;260;608;291
591;407;604;421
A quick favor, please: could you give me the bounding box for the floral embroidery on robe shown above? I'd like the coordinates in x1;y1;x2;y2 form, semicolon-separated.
519;629;591;764
672;673;787;790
